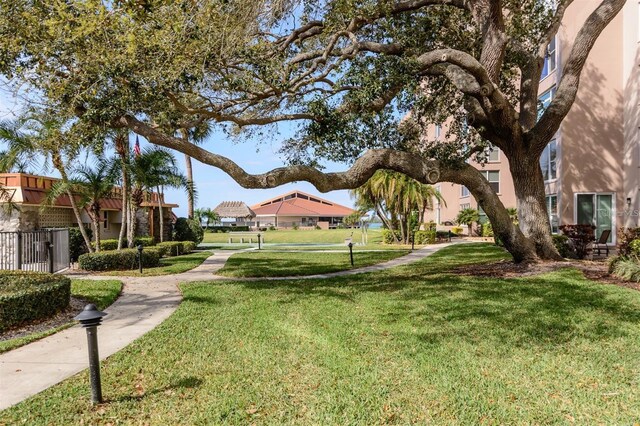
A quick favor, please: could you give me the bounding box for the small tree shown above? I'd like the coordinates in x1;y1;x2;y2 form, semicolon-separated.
343;212;361;228
456;208;480;236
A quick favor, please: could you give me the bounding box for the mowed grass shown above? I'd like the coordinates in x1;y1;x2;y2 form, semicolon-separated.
0;279;122;354
3;244;640;424
99;251;213;277
202;228;383;244
217;250;410;277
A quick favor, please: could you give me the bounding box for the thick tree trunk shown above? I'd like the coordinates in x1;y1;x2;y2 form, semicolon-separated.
440;165;537;263
510;155;563;260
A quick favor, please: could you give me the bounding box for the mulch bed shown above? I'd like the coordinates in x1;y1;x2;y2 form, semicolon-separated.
0;296;89;342
453;259;640;292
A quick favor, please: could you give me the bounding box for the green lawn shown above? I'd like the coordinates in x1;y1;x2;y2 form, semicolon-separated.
217;250;410;277
99;251;213;277
0;279;122;354
3;244;640;424
202;228;383;244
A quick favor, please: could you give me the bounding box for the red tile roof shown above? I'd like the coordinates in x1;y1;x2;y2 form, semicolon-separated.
251;190;355;217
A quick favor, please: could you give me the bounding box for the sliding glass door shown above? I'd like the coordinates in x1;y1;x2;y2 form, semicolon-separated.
576;193;613;243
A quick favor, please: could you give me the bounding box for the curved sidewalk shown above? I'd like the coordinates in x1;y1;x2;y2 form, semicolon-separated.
0;251;238;410
0;243;462;410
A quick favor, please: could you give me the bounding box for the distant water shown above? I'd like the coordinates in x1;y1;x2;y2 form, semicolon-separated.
368;223;382;229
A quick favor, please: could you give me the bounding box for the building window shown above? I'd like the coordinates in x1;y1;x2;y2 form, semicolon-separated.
102;211;109;230
546;195;558;234
461;186;470;197
435;123;441;139
540;139;557;181
486;146;499;162
538;87;556;120
481;170;500;193
541;36;557;79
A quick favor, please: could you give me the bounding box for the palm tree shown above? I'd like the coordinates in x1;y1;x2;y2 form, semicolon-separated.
112;131;131;249
0;118;94;251
352;170;444;243
45;159;118;251
131;147;191;242
179;122;212;219
456;208;480;236
194;207;219;229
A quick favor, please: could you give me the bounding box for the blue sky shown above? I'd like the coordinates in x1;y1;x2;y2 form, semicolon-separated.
0;89;356;217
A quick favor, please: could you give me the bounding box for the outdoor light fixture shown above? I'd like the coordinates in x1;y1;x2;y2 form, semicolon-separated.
627;197;632;208
74;304;108;404
348;242;354;267
137;244;144;273
257;233;261;250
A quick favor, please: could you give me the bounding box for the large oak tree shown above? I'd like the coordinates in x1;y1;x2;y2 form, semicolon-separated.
0;0;626;262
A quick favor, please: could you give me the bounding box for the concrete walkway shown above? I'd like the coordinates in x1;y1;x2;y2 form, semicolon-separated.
0;243;462;410
0;251;238;410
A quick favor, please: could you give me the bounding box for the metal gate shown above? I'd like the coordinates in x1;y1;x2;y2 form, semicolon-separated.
0;229;70;273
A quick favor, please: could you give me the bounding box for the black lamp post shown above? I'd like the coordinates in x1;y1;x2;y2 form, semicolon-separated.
348;242;354;266
411;230;415;251
137;244;143;273
74;304;108;404
257;233;261;250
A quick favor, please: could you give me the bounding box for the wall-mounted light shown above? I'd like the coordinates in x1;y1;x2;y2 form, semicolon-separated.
627;197;632;208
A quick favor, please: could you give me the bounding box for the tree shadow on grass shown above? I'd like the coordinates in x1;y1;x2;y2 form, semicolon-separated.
109;376;204;404
189;268;640;349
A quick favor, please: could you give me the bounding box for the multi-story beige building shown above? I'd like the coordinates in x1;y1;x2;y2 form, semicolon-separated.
425;0;639;244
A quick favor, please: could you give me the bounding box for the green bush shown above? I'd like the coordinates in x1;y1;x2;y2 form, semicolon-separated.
414;230;436;244
451;226;463;235
617;228;640;257
209;226;250;232
157;241;185;257
268;226;276;231
78;249;160;271
135;237;155;247
481;222;494;237
610;258;640;282
181;241;196;253
69;226;92;262
145;246;167;258
98;239;119;251
173;217;204;244
0;271;71;332
552;234;572;258
382;229;402;244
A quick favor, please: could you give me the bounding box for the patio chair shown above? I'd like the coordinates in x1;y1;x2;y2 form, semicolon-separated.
591;229;612;256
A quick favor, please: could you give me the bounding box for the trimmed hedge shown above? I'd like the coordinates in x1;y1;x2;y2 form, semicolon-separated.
157;241;184;257
182;241;196;253
0;271;71;332
207;226;250;233
414;230;436;245
78;249;160;271
97;237;156;251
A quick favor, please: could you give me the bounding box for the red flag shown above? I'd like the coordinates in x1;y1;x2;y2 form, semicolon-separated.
134;135;141;157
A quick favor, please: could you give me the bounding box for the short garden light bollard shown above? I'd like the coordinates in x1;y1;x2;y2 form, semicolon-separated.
448;230;452;242
257;233;261;250
137;244;143;273
348;242;354;266
74;304;108;405
411;230;415;251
